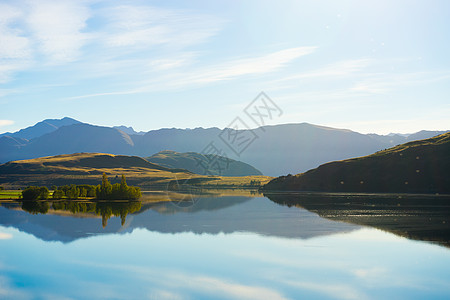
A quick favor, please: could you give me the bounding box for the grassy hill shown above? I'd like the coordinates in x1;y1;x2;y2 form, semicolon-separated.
0;153;271;189
146;150;263;176
263;132;450;194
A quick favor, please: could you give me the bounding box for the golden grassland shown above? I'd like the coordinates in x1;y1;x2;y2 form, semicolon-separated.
0;153;273;191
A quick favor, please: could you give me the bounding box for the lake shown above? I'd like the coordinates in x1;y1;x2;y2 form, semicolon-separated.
1;191;450;299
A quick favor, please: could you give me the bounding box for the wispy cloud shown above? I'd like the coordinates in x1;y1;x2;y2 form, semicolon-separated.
0;3;31;60
26;0;91;64
184;46;317;84
101;5;224;49
65;46;317;99
0;1;225;83
65;89;143;101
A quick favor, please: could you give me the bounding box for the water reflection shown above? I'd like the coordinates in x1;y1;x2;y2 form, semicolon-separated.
0;194;358;243
19;200;142;227
2;191;450;248
265;192;450;247
1;193;450;299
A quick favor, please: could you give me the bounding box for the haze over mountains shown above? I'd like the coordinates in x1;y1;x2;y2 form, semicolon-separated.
0;117;447;176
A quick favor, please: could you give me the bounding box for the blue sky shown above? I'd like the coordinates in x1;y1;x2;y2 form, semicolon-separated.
1;0;449;134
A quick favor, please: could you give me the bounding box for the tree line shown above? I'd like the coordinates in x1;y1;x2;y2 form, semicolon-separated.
21;173;141;200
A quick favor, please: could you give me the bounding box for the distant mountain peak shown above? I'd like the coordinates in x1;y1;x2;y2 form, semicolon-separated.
0;117;82;140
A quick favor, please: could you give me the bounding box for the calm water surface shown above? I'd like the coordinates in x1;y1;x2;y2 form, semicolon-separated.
0;192;449;299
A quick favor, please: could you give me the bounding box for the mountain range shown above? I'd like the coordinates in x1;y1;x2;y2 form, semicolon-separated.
1;117;447;176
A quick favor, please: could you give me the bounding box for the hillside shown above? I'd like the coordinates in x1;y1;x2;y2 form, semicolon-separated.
146;150;263;176
0;153;271;189
263;132;450;194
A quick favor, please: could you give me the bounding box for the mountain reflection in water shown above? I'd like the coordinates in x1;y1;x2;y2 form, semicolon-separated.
1;191;449;248
0;193;358;243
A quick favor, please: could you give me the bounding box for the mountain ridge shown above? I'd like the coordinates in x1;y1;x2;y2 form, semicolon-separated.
1;117;448;176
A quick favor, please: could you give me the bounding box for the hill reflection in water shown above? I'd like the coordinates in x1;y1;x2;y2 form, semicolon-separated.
265;192;450;247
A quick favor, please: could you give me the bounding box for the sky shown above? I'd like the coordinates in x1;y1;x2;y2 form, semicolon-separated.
0;0;449;135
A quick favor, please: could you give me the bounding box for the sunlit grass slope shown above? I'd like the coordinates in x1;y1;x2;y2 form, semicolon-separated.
0;153;272;189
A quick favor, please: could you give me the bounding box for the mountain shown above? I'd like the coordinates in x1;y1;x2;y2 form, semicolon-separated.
0;118;447;176
146;150;263;176
0;152;173;174
368;130;448;146
0;117;81;140
0;123;136;162
263;132;450;194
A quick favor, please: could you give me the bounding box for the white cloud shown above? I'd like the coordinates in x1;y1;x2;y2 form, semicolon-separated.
0;0;92;82
26;0;91;64
102;4;224;49
188;46;317;84
143;46;317;89
0;3;31;59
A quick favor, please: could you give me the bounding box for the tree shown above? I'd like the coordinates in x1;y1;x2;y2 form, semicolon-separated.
22;186;49;200
95;174;141;200
96;173;113;200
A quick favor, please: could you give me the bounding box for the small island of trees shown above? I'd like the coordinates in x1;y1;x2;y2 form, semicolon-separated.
21;173;141;200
